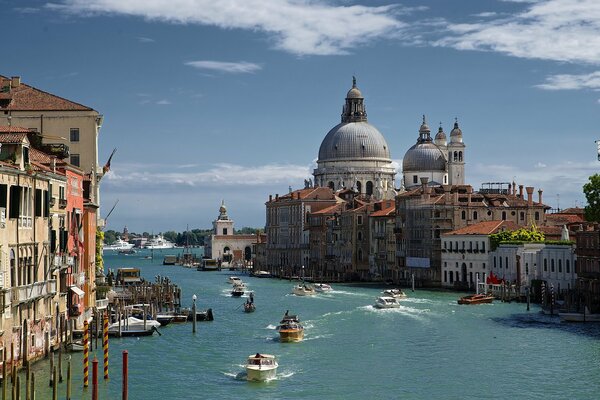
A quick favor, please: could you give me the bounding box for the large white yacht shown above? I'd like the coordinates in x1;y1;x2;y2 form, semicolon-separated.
103;237;135;252
143;235;176;250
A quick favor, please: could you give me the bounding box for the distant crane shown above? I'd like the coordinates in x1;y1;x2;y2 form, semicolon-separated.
103;199;119;229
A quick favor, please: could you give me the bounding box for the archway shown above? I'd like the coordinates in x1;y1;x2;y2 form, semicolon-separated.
366;181;373;196
356;181;362;193
461;263;467;283
244;246;252;261
223;246;233;263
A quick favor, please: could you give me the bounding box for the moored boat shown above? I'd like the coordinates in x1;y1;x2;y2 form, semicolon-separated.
314;283;333;292
457;294;495;305
374;296;401;309
186;308;214;322
250;270;271;278
155;315;174;326
277;312;304;342
107;316;161;337
382;288;407;299
292;284;316;296
246;353;278;382
559;307;600;322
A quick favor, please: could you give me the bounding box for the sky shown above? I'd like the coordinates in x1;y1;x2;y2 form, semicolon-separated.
2;0;600;233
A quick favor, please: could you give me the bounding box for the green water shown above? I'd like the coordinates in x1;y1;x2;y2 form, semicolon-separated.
21;249;600;399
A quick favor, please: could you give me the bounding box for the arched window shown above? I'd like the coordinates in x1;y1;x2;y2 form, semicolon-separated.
544;259;547;271
461;210;466;220
328;181;335;190
566;260;570;273
494;257;497;268
357;231;363;241
458;151;463;162
501;211;506;220
499;257;503;268
366;181;373;196
356;181;362;193
453;151;458;162
551;259;555;272
473;211;478;220
535;211;540;221
358;249;363;261
558;259;562;273
505;257;508;269
10;249;15;287
520;212;525;220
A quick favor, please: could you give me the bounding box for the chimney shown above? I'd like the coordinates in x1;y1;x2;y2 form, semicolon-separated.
11;76;20;88
538;189;543;205
275;194;279;201
526;187;534;206
420;177;430;200
443;185;451;203
269;194;272;202
519;185;524;198
467;186;472;205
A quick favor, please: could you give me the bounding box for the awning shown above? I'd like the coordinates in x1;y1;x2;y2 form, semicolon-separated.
70;286;85;297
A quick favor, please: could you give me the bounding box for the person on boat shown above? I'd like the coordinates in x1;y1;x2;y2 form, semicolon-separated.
285;310;289;317
250;292;254;304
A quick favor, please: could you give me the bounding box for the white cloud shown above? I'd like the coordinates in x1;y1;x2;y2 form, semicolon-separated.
103;162;311;188
536;71;600;90
472;12;497;18
137;36;155;43
185;61;262;74
436;0;600;65
47;0;407;56
155;99;171;105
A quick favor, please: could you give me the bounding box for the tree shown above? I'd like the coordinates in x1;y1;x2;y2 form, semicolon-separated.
584;174;600;222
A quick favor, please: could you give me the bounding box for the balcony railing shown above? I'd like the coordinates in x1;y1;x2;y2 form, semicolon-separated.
11;280;57;304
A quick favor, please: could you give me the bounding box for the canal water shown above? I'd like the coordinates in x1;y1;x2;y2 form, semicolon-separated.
23;249;600;399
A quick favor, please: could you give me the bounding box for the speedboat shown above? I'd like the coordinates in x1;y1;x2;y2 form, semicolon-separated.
228;276;242;284
382;288;407;299
277;313;304;342
250;270;271;278
246;353;278;382
231;285;245;297
457;294;495;305
374;296;401;309
314;283;333;292
292;284;316;296
107;317;161;337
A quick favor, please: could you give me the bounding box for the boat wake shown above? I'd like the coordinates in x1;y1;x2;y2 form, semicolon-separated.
303;333;333;341
401;297;436;305
265;324;278;330
362;305;431;319
331;290;370;297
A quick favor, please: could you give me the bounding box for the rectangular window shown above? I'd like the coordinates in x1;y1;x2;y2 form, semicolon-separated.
70;128;80;142
357;215;363;225
9;186;21;219
34;189;42;217
70;154;80;167
43;190;49;217
0;184;7;208
413;175;418;184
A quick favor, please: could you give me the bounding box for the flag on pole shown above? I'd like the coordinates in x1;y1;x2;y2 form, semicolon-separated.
102;148;117;174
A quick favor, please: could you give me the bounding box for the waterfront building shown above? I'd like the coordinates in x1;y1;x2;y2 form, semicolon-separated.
369;200;396;281
312;78;396;200
265;187;339;277
441;220;519;289
574;223;600;313
0;75;104;208
205;201;263;268
396;181;549;287
307;202;345;280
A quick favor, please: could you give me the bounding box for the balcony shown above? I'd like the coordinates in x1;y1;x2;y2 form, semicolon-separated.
49;197;56;207
11;280;57;304
58;199;67;209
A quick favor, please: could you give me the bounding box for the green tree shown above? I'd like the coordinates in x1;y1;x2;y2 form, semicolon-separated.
103;229;117;244
584;174;600;222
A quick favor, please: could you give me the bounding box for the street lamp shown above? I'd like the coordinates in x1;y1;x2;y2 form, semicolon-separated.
192;294;197;333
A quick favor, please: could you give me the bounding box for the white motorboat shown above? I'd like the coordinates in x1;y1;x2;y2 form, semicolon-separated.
374;296;401;309
228;276;242;284
314;283;333;292
292;284;316;296
250;270;271;278
382;288;407;299
107;316;161;336
246;353;278;382
143;235;176;249
103;237;135;252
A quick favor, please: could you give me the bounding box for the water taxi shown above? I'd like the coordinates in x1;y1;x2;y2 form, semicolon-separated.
314;283;333;292
292;284;316;296
457;294;495;305
246;353;278;382
374;296;401;309
277;313;304;342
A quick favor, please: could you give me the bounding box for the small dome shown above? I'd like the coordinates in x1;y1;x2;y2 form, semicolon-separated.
318;122;391;161
419;115;430;133
450;121;462;137
435;126;446;141
402;142;447;172
346;87;363;99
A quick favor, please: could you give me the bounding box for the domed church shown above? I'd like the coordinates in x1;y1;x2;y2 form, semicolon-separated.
402;116;466;189
313;78;396;200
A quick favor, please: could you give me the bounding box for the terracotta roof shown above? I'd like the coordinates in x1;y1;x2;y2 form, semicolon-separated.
0;132;28;144
311;203;344;215
371;205;395;217
0;75;94;111
30;147;56;164
546;214;584;225
0;126;35;133
444;220;520;236
559;207;584;215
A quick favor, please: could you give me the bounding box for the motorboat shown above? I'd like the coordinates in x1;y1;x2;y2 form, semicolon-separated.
277;313;304;342
231;286;245;297
143;235;176;250
250;270;271;278
186;308;214;322
155;315;174;326
292;284;316;296
382;288;407;299
457;294;495;305
374;296;401;309
314;283;333;292
246;353;278;382
228;276;242;284
107;316;161;337
244;302;256;313
66;340;84;352
118;248;137;255
103;237;135;252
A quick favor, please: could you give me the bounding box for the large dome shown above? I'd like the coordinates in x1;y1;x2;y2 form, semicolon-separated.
402;142;447;172
318;122;391;161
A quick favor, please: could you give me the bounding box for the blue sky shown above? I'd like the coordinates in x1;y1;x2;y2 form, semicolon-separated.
2;0;600;232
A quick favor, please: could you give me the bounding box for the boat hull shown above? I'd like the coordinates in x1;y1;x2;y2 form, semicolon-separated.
457;295;495;305
246;366;278;381
278;329;304;342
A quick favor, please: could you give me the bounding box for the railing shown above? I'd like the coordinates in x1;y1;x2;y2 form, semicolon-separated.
11;280;57;304
96;298;109;309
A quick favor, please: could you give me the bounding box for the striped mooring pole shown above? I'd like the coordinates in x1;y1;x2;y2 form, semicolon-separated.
83;320;89;388
103;314;109;380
